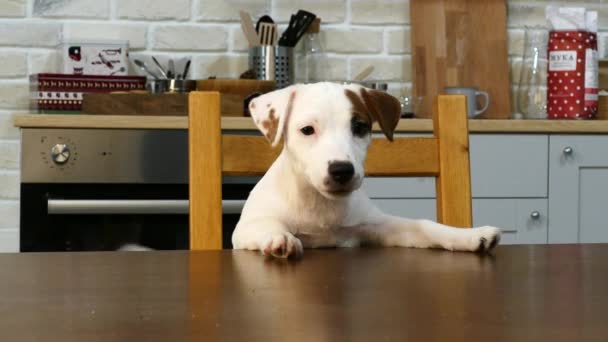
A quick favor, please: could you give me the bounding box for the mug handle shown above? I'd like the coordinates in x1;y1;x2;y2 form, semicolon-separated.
475;91;490;116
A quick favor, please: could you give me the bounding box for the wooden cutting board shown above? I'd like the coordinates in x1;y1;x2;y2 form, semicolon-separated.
411;0;511;119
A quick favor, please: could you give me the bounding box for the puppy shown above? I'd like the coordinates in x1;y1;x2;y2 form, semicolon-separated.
232;82;500;258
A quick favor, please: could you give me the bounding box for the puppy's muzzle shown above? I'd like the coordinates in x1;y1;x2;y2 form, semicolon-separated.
328;161;355;185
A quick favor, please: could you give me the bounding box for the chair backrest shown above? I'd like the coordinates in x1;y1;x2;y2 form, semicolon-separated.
189;92;472;250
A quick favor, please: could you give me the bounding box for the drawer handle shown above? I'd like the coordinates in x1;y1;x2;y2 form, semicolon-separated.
563;146;573;155
530;211;541;220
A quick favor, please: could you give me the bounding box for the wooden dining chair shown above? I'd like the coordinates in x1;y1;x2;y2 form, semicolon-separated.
188;92;472;250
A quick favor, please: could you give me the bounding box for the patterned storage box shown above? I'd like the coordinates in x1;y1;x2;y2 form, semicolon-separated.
30;73;146;113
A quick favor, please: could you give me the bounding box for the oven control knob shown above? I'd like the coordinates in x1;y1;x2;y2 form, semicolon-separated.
51;143;70;164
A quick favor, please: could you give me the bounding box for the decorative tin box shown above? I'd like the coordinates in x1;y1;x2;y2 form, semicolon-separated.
30;73;146;113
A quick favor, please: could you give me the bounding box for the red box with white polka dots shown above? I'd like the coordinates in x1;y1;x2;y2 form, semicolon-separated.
547;30;598;119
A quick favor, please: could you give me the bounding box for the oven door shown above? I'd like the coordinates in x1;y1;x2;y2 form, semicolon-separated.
20;183;252;252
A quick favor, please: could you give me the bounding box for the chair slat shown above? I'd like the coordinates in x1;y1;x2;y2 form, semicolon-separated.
222;136;439;177
189;92;223;250
434;95;472;227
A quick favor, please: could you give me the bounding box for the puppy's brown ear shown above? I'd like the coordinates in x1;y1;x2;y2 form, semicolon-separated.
360;88;401;141
248;85;298;146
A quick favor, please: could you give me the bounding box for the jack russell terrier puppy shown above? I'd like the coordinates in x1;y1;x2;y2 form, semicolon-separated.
232;82;501;258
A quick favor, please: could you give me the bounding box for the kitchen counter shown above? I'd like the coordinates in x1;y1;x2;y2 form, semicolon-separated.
13;114;608;133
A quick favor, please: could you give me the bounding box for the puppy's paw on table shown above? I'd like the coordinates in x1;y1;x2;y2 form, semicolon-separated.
262;232;304;259
472;226;501;254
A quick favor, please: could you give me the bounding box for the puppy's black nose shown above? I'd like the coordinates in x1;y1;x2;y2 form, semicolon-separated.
328;161;355;184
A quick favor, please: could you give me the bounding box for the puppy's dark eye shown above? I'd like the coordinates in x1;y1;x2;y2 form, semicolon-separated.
351;118;371;137
300;126;315;136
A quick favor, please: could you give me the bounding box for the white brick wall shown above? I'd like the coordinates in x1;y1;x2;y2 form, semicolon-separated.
0;0;606;252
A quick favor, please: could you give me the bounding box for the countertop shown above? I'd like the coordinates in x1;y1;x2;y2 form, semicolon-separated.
1;246;607;340
13;114;608;133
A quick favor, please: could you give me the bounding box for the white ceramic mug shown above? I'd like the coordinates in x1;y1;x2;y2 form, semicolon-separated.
444;87;490;118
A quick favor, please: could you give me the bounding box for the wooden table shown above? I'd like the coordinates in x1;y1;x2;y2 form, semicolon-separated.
1;245;607;341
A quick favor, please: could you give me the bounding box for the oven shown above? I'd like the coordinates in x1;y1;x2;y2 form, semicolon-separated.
20;128;256;252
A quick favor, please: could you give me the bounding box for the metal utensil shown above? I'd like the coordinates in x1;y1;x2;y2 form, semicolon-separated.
255;15;274;33
259;22;277;45
133;59;159;79
353;66;374;82
151;56;168;79
182;60;191;79
168;59;175;79
278;10;316;47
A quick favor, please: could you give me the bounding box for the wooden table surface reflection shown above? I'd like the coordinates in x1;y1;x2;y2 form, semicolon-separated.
1;245;607;341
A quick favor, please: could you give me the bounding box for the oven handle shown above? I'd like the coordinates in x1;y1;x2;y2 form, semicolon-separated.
47;199;246;215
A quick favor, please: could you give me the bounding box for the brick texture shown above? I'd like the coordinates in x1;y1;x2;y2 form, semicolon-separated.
33;0;110;19
0;113;19;139
153;26;228;51
0;172;19;199
0;142;19;170
0;82;29;110
0;230;19;252
118;0;191;21
0;22;61;47
0;52;27;78
351;56;411;82
63;23;148;49
197;0;270;22
274;0;346;24
28;51;61;75
321;28;383;53
387;28;411;54
0;201;19;228
0;0;26;17
351;0;409;24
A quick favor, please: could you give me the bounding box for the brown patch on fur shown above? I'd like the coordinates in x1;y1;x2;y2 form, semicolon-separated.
249;101;256;109
266;103;271;108
344;89;371;125
359;88;401;141
262;108;279;142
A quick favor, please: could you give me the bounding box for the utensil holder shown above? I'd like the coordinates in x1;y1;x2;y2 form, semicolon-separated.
249;46;294;88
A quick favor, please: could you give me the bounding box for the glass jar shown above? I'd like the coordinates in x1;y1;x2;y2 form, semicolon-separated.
516;26;549;119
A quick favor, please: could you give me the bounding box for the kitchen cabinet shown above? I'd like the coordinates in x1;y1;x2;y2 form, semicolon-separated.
549;136;608;243
368;135;549;245
12;115;608;251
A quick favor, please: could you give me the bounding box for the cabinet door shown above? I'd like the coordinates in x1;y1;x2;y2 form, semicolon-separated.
473;199;548;244
549;136;608;243
470;135;548;198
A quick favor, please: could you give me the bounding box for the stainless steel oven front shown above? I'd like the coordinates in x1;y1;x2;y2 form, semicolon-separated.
20;128;255;252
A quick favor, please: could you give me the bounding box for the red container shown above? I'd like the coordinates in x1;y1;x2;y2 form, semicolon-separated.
30;73;146;113
547;30;598;119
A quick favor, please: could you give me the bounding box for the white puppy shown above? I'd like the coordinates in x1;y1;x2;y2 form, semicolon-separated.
232;82;500;258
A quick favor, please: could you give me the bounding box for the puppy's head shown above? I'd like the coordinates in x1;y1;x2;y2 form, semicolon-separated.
249;82;401;199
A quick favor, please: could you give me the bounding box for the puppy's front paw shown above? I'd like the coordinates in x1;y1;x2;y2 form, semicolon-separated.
471;226;501;254
262;232;304;259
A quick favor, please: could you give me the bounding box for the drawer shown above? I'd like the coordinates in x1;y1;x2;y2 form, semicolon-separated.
371;199;436;221
470;135;548;198
473;198;547;245
0;229;19;253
